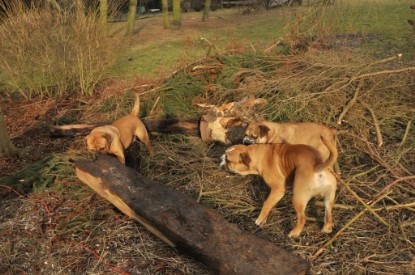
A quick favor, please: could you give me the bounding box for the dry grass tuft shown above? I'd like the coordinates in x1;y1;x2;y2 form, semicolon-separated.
0;1;119;98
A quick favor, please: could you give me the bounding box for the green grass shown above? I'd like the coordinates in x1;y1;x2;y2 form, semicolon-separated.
109;8;293;78
109;0;415;79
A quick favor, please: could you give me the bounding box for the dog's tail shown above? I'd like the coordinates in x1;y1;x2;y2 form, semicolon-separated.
314;135;338;172
130;93;140;116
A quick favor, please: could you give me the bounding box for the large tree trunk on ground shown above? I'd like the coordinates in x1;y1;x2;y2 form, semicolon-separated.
50;118;200;137
75;155;310;274
0;106;17;158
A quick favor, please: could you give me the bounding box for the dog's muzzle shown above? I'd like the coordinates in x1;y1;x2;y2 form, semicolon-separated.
243;137;255;145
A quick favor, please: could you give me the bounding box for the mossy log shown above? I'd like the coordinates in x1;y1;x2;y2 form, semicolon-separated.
75;155;310;275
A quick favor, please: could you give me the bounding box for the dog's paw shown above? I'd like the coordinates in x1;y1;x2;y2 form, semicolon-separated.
255;217;267;226
288;229;301;238
321;225;333;234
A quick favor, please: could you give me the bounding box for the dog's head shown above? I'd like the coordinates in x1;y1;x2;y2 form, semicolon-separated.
220;145;257;176
84;131;112;153
243;123;270;144
202;115;248;144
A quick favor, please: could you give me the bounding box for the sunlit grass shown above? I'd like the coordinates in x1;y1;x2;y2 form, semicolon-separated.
109;0;415;78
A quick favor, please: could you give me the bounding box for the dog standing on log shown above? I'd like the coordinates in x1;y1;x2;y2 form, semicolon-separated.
244;121;340;173
220;137;337;237
85;94;153;164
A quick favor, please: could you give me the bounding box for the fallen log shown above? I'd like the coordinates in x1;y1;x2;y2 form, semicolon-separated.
50;117;247;144
50;118;200;137
75;155;310;275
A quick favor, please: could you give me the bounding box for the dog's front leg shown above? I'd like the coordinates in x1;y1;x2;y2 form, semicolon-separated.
109;140;126;164
255;186;285;226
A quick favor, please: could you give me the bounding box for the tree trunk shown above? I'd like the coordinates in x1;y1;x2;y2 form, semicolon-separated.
162;0;169;29
202;0;211;21
50;118;200;137
75;155;310;274
172;0;181;26
99;0;108;35
126;0;137;36
0;106;17;158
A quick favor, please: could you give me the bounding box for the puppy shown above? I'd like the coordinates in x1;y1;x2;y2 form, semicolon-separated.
85;93;153;164
244;121;339;172
220;136;337;237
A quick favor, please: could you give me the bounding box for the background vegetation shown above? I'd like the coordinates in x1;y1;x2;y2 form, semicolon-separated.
1;0;414;274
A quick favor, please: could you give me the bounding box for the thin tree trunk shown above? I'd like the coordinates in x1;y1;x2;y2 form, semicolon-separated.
202;0;211;21
172;0;181;26
126;0;137;36
0;106;17;158
162;0;169;29
99;0;108;35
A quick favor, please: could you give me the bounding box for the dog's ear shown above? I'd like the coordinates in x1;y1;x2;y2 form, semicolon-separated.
220;117;241;129
258;125;270;138
103;133;112;144
225;118;241;128
240;152;251;167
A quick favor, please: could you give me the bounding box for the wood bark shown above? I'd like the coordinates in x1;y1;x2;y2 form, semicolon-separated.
172;0;181;26
75;155;310;275
202;0;211;21
126;0;137;36
161;0;169;29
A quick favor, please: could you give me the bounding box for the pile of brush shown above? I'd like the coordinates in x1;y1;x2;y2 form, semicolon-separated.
138;49;415;274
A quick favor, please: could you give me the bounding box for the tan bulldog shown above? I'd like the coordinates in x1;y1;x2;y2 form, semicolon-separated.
85;93;153;164
220;136;337;237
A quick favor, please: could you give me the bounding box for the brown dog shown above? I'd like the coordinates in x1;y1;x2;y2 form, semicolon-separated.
220;136;337;237
85;94;153;164
244;121;339;172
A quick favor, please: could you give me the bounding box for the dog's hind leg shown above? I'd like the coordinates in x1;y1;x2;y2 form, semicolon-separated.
322;179;336;233
289;194;311;238
135;124;153;156
289;173;313;238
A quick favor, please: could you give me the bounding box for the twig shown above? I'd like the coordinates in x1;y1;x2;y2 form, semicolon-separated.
373;201;415;211
365;53;402;67
148;96;161;117
364;140;401;178
310;191;391;260
367;175;415;205
350;166;379;180
314;200;415;211
333;172;389;227
355;66;415;80
314;201;355;210
399;120;412;147
361;102;383;148
200;37;219;57
337;79;363;125
250;43;256;53
264;40;282;54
